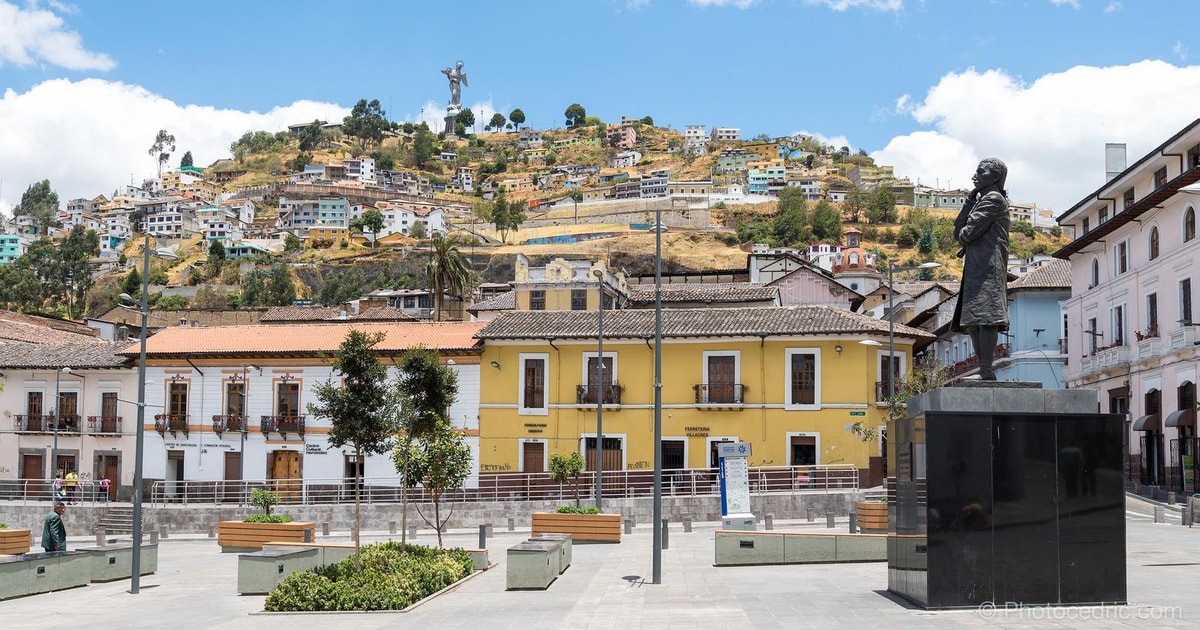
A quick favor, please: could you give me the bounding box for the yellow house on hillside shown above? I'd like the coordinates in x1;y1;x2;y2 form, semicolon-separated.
474;305;932;487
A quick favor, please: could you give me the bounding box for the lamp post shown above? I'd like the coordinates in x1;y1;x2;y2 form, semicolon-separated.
241;365;260;503
121;235;179;595
592;269;605;511
52;367;72;479
885;262;941;400
652;197;663;584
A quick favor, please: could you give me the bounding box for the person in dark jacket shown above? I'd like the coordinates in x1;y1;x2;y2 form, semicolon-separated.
42;501;67;552
951;158;1010;380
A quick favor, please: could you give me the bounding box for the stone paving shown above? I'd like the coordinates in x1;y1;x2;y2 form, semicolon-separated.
2;496;1198;629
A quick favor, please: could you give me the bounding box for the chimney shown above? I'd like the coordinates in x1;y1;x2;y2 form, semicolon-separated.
179;317;188;327
1105;143;1127;182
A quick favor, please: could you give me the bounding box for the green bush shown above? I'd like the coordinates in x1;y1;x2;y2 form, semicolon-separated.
250;487;281;515
556;505;600;514
242;514;293;523
264;542;473;611
0;522;7;529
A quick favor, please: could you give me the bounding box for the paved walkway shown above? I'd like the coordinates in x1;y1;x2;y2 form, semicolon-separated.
3;496;1199;629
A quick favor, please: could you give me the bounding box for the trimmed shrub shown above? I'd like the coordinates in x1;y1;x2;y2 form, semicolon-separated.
264;542;473;611
0;522;6;529
556;505;601;514
242;514;293;523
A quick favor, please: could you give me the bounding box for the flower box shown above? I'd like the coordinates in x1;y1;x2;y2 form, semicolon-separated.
855;502;888;533
216;520;316;552
531;512;621;543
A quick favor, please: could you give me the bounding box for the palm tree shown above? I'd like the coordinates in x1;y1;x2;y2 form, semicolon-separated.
425;234;471;321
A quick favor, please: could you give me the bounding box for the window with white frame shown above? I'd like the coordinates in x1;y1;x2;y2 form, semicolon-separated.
519;353;549;415
1186;207;1196;243
1182;278;1194;325
1111;304;1126;346
701;351;740;404
784;348;821;409
1146;293;1158;337
1090;258;1100;288
1149;227;1160;260
1113;241;1128;275
582;352;616;404
1087;317;1099;354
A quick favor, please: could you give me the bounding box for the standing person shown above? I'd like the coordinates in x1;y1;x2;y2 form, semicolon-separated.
950;157;1011;381
65;469;78;505
53;470;64;503
42;501;67;552
100;476;111;503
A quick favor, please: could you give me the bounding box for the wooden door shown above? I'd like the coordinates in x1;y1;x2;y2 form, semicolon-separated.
708;356;736;403
21;453;43;498
523;442;545;473
223;452;241;501
270;451;302;502
100;455;119;501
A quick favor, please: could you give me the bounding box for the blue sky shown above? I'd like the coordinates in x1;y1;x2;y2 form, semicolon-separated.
2;0;1199;215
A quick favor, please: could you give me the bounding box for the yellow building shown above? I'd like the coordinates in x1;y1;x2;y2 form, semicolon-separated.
475;305;931;487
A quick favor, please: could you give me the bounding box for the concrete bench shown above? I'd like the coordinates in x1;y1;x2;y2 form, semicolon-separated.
78;542;158;582
530;534;572;574
506;541;557;590
237;546;320;595
261;541;355;567
714;530;887;566
0;551;91;600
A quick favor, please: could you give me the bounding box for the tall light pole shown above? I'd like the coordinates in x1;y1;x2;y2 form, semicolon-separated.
121;235;179;595
885;262;941;400
652;197;663;584
52;367;72;478
592;269;605;511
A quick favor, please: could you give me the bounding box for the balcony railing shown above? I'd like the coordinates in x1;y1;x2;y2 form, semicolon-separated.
87;415;122;436
1170;326;1196;350
261;414;305;439
1097;345;1131;368
692;383;746;405
212;414;246;436
154;414;189;438
948;344;1012;378
14;414;47;432
575;383;623;406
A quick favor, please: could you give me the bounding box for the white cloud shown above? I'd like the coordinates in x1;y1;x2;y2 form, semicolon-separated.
1104;1;1122;13
0;78;348;214
687;0;759;8
872;61;1200;213
1049;0;1080;7
801;0;903;11
1174;41;1189;61
626;0;652;10
0;0;114;71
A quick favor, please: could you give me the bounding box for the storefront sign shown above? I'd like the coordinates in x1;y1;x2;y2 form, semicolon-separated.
685;426;710;437
523;422;547;434
304;443;326;455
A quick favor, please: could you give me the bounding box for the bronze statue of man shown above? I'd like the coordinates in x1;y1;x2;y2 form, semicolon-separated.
951;157;1010;380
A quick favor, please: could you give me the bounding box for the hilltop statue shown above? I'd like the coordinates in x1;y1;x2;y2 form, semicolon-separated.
950;157;1011;380
441;60;468;111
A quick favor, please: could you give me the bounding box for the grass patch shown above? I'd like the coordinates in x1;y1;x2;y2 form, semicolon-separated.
264;542;474;611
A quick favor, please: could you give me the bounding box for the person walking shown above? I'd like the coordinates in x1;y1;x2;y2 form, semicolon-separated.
65;470;79;505
100;477;111;503
42;501;67;552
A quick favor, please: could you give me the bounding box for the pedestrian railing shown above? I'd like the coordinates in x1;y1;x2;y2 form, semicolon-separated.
0;479;110;505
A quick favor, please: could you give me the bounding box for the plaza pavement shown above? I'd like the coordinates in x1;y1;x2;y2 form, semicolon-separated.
3;495;1198;629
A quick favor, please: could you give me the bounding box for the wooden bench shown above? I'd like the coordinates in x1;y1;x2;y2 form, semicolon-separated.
531;513;620;543
217;521;316;552
0;529;31;556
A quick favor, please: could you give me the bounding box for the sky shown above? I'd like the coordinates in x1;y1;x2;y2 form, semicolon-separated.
1;0;1199;217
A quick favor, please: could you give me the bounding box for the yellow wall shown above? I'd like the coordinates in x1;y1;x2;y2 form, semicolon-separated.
515;287;599;311
478;335;908;474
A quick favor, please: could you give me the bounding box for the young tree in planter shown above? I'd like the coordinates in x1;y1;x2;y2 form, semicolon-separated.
391;348;459;543
307;329;396;568
395;418;472;547
549;451;585;508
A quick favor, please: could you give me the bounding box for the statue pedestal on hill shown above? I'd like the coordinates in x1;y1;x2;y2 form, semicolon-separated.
441;60;467;138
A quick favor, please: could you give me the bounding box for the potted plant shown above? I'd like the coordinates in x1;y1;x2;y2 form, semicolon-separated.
217;488;316;552
532;452;621;543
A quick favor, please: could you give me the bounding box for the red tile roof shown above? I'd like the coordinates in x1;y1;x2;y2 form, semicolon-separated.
123;321;485;358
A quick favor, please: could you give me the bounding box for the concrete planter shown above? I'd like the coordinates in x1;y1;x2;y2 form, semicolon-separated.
0;529;31;555
531;512;620;543
217;520;316;552
855;502;888;533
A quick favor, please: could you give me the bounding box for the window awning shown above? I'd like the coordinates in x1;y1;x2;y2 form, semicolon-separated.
1132;414;1161;431
1165;409;1195;428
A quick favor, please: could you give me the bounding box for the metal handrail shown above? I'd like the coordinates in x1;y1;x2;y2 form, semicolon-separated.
145;464;859;507
1;478;108;506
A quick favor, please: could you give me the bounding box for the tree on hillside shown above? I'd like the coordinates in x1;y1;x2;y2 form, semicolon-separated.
640;115;653;126
240;269;266;306
180;151;194;168
149;129;176;178
454;122;467;137
207;239;226;271
360;209;385;249
773;187;811;247
811;199;843;242
487;113;506;131
307;329;396;567
841;188;869;223
491;191;526;244
342;99;389;149
412;124;438;170
455;109;475;131
13;179;59;233
564;103;587;129
409;220;427;241
266;263;296;306
287;152;313;173
866;183;898;224
298;120;324;151
508;108;525;129
283;233;301;253
318;267;366;306
0;262;42;313
391;347;460;545
425;234;471;322
918;226;936;256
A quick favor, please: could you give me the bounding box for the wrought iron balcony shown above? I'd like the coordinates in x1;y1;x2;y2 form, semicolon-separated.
261;414;305;439
575;383;623;406
212;414;246;436
87;415;122;436
42;414;81;433
14;414;47;432
154;414;189;438
692;383;746;406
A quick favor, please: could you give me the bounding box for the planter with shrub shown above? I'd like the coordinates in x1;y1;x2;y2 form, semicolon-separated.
264;542;474;611
532;506;621;543
855;500;888;533
218;488;315;551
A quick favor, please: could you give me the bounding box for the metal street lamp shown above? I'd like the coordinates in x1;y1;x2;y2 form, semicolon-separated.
120;235;179;595
885;262;941;400
591;268;605;512
52;367;72;481
652;199;663;584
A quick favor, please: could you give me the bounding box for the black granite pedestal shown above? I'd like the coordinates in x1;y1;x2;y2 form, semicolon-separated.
887;384;1127;609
